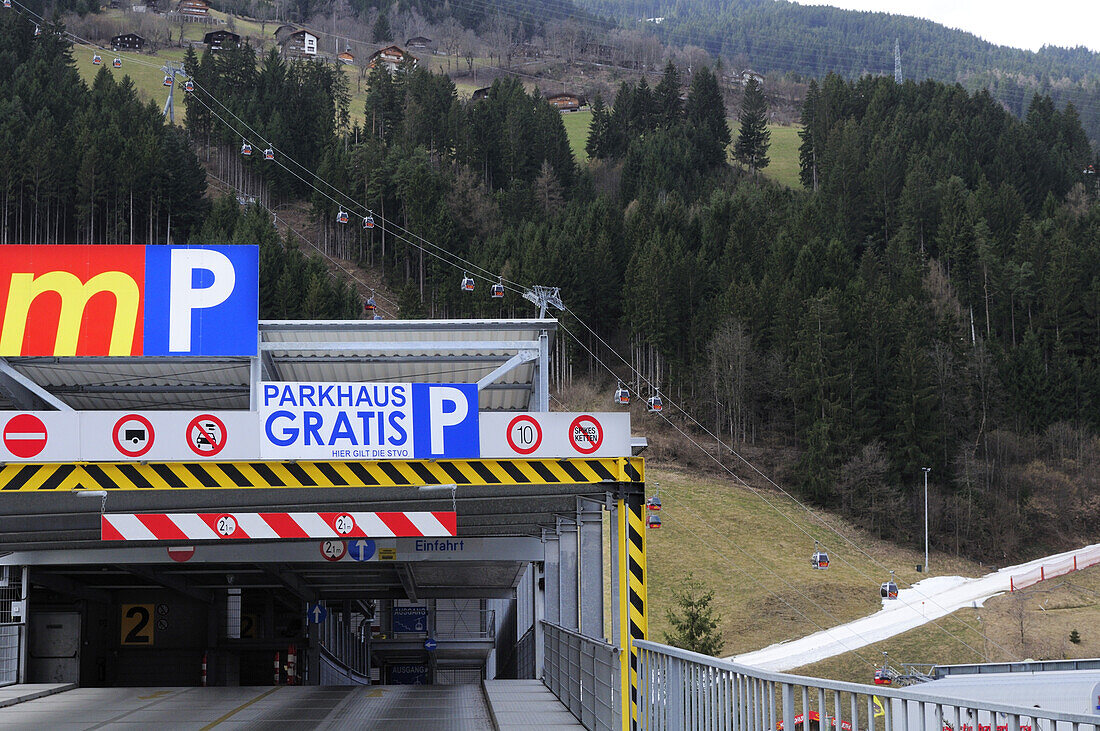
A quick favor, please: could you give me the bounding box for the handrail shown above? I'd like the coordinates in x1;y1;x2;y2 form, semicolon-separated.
633;639;1100;731
542;621;619;731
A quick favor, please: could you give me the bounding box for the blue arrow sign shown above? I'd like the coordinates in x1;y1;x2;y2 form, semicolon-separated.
348;538;376;562
307;603;327;624
424;638;437;652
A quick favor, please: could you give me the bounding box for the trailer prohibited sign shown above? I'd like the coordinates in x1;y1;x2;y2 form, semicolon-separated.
568;415;603;455
187;414;226;456
506;415;542;455
112;414;155;458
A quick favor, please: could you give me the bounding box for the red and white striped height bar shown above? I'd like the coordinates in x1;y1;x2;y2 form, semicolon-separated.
101;511;457;541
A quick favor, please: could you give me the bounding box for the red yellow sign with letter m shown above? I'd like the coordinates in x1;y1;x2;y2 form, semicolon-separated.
0;245;257;357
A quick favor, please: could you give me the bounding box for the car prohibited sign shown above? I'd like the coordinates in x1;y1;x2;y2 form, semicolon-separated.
568;415;603;455
187;414;226;456
506;414;543;455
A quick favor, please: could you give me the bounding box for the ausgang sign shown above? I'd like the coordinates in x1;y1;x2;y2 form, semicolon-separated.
0;245;258;356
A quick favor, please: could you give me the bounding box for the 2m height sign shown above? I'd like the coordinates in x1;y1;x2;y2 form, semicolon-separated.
0;245;258;356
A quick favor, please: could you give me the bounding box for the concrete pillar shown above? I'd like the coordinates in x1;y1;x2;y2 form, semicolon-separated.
543;530;560;626
559;521;579;631
578;501;604;640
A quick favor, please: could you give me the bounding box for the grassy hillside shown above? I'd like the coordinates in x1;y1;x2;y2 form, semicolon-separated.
795;563;1100;684
760;125;801;189
562;110;593;161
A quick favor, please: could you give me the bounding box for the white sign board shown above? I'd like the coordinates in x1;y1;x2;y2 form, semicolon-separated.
479;412;632;458
81;411;259;462
0;399;632;462
0;412;81;462
258;382;480;461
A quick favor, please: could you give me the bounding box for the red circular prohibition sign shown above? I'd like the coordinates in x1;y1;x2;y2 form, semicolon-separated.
568;415;603;455
187;414;227;457
112;414;155;458
3;414;48;458
507;414;543;455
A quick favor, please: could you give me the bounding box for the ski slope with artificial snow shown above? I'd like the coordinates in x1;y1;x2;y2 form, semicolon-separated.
731;542;1100;671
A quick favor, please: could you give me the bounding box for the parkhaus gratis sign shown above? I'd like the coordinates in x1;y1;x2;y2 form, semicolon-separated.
0;245;258;356
260;382;481;460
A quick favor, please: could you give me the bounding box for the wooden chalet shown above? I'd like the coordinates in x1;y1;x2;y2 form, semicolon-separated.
337;50;355;63
203;30;240;51
281;29;317;58
367;45;417;73
510;42;541;59
176;0;209;16
273;24;298;44
471;87;491;102
546;93;583;112
405;36;432;49
110;33;145;50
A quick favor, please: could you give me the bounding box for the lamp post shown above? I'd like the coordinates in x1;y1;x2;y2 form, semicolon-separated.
922;467;931;572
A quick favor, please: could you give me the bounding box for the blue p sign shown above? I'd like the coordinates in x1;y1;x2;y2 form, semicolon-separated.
412;384;479;459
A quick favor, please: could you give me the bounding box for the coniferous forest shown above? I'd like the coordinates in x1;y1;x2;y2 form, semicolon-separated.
3;6;1100;561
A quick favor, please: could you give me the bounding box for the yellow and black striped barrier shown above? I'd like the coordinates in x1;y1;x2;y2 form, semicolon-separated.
0;457;645;491
618;496;648;731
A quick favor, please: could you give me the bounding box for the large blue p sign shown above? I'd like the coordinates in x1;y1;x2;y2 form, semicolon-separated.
412;384;479;459
143;245;258;356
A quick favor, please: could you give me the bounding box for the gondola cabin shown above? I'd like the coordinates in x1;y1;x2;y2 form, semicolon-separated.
880;581;898;599
461;274;475;292
646;495;661;511
184;80;194;92
873;668;893;685
163;75;173;87
491;282;504;298
92;53;102;65
363;297;376;313
363;214;375;229
240;142;252;156
614;385;629;405
263;148;274;161
3;1;11;9
647;395;663;412
336;210;349;224
646;515;661;529
811;550;829;570
113;57;122;68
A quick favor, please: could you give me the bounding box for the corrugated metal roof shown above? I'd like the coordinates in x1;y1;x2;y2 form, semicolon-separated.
1;319;554;412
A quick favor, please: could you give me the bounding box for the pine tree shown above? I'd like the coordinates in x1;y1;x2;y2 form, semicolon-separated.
798;79;820;190
585;93;609;159
1070;628;1081;644
663;572;723;655
734;77;770;176
653;60;682;128
684;67;730;170
372;14;391;43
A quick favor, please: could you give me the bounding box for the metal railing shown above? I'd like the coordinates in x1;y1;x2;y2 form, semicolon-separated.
542;621;619;731
634;640;1100;731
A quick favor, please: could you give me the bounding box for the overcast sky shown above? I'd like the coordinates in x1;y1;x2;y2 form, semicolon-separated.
791;0;1100;53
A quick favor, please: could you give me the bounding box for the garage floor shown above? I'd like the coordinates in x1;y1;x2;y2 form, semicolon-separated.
0;684;502;730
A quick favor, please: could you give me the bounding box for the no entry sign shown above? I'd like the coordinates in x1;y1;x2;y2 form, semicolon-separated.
3;414;47;458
